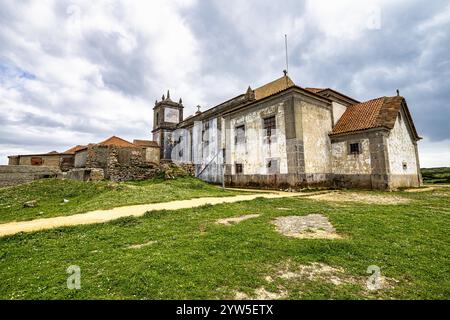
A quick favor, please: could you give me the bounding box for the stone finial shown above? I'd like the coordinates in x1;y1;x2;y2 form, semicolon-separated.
196;105;201;115
179;98;183;105
246;85;255;100
167;90;170;99
162;94;165;100
155;100;158;105
283;69;288;76
396;89;400;96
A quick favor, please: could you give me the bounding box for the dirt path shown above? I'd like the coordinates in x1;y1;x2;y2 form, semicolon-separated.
0;191;316;237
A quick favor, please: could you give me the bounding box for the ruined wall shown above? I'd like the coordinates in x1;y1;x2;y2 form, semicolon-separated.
8;156;19;165
386;110;420;188
144;147;160;164
0;165;60;187
300;101;332;177
74;150;88;168
18;155;61;167
60;154;75;172
106;146;159;182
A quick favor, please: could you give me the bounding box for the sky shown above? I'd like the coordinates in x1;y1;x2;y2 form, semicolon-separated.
0;0;449;167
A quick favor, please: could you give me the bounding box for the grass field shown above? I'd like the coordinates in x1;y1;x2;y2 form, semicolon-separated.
0;177;240;223
0;178;449;300
421;167;450;184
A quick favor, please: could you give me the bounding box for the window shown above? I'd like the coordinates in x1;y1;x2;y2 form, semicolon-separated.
235;163;243;174
235;125;246;144
267;159;279;174
31;157;43;166
202;121;209;145
263;116;276;139
349;143;361;155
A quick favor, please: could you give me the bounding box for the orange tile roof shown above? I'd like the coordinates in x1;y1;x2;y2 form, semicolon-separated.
133;139;159;147
331;96;417;136
254;75;295;100
98;136;136;147
63;145;87;154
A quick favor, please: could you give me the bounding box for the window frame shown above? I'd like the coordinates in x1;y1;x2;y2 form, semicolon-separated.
234;125;246;145
235;163;243;174
348;142;362;155
263;115;276;144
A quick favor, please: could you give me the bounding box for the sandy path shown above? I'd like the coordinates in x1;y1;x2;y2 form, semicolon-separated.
0;192;308;237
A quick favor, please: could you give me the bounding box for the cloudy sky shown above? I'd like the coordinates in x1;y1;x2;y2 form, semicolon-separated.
0;0;449;167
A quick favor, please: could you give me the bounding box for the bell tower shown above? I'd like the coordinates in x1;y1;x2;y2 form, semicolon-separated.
152;90;184;160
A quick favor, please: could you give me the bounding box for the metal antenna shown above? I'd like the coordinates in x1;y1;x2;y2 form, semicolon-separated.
284;34;289;75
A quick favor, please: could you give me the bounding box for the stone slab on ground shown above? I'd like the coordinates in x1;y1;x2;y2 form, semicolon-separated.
272;214;342;239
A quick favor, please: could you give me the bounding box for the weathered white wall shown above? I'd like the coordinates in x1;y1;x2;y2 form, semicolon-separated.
332;102;347;125
301;102;332;174
228;102;288;175
188;118;224;183
331;139;371;174
386;111;418;175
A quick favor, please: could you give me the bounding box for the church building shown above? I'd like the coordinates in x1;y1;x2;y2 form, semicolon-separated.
152;73;422;190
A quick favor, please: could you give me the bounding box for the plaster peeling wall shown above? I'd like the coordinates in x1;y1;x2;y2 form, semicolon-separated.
332;102;347;125
190;118;224;183
229;102;288;175
331;139;371;174
301;102;332;174
386;111;418;175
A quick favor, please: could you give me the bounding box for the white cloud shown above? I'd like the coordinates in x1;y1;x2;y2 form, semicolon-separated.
418;138;450;168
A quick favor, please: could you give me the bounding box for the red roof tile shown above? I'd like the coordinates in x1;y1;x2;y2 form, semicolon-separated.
63;145;87;154
98;136;135;147
331;96;419;140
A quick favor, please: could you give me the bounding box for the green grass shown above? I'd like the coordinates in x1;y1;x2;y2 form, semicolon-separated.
0;177;240;223
0;185;449;299
421;167;450;184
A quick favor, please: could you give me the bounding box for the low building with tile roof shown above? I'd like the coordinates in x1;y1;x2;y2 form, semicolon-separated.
153;72;422;190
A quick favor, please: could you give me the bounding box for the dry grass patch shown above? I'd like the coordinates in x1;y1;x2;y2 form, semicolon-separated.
269;260;398;294
127;240;157;249
307;191;410;205
403;186;437;193
215;214;260;226
275;261;356;286
272;214;342;239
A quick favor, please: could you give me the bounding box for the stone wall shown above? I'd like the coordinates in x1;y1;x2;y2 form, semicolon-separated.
0;165;60;187
74;150;88;168
106;146;160;182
